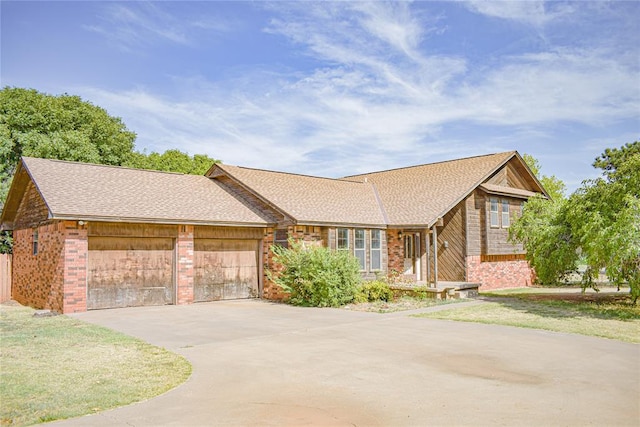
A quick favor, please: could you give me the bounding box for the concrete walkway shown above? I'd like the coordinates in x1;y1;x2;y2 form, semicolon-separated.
52;300;639;426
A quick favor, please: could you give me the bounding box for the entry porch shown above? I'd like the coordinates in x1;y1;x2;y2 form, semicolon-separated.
389;281;480;300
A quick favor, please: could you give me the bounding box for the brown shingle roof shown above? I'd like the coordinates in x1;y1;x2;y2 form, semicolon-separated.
212;164;387;227
6;157;271;227
3;151;544;231
342;152;517;226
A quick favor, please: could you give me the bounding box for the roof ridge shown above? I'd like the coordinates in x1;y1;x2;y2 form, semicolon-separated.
370;183;390;224
219;163;370;185
342;151;515;179
22;156;190;177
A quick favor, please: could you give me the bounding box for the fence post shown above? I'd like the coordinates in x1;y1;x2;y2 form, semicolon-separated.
0;254;11;303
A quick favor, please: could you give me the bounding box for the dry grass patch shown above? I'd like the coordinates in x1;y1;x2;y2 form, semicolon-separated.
0;303;191;426
414;288;640;343
343;296;465;313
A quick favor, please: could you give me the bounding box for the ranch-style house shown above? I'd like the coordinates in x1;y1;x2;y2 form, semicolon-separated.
0;151;548;313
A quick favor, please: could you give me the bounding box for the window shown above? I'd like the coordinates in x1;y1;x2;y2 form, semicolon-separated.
490;198;499;228
502;200;511;228
354;229;366;270
33;229;39;255
337;228;349;251
370;230;381;270
274;229;289;248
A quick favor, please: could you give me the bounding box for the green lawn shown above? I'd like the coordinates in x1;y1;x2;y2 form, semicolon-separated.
414;287;640;343
0;303;191;426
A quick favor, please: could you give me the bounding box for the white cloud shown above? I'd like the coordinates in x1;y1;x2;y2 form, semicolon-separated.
76;1;638;185
464;0;574;27
84;2;232;51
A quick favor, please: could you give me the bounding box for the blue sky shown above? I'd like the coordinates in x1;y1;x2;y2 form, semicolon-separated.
2;1;639;192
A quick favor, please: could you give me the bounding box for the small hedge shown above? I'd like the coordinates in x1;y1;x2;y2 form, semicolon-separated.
356;280;394;302
270;241;362;307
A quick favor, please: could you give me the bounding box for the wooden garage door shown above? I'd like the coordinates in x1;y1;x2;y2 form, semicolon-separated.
88;237;175;310
194;239;259;302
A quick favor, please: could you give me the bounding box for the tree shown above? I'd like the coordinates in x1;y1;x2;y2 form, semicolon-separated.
522;153;566;200
510;195;578;286
0;87;221;254
125;149;219;175
512;142;640;303
0;87;137;203
0;87;138;254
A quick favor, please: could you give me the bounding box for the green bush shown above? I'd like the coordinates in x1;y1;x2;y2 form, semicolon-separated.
270;241;362;307
356;280;394;302
412;285;432;300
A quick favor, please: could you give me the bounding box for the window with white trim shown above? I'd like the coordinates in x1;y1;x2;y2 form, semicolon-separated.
501;199;511;228
490;197;499;228
370;229;381;270
337;228;349;251
354;229;366;270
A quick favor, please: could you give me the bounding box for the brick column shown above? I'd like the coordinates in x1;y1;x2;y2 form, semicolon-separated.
387;229;404;276
62;221;87;313
262;227;288;300
176;225;194;304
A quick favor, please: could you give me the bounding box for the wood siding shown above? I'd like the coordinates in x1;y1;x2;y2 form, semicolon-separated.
433;201;466;281
465;191;482;257
195;225;264;240
484;197;525;255
486;158;539;192
14;181;49;229
87;236;175;309
0;254;11;303
89;222;178;238
194;239;259;301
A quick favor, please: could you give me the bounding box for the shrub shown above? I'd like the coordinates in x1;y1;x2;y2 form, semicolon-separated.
356;280;394;302
269;241;362;307
412;285;432;300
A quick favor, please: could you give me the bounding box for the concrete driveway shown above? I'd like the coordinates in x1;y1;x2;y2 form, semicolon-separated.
54;300;638;426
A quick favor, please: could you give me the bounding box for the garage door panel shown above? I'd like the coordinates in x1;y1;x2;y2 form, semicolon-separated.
88;237;175;310
194;239;259;302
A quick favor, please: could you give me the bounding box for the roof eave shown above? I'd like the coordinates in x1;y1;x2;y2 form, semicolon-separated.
295;220;387;229
49;214;273;228
479;184;543;200
512;151;551;199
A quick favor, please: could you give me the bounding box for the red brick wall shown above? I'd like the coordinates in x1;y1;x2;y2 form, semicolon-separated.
176;225;194;304
262;227;288;300
12;220;89;313
62;222;87;313
387;229;404;276
12;222;65;312
289;225;323;245
466;255;534;290
261;226;328;301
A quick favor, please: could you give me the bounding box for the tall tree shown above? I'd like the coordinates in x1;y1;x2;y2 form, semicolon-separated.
125;149;219;175
512;142;640;302
0;87;137;203
0;87;221;253
522;153;566;200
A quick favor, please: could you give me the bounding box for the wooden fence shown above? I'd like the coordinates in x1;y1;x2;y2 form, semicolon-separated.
0;254;11;303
